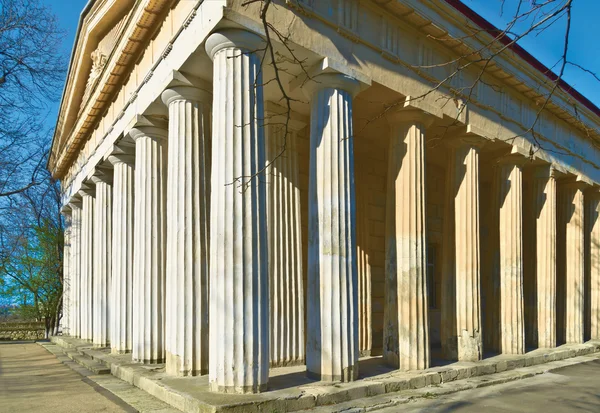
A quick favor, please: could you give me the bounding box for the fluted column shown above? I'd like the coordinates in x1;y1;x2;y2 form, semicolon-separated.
588;191;600;340
92;175;112;347
441;137;482;361
109;153;135;354
205;29;269;393
131;119;168;364
79;188;95;341
558;180;585;344
356;174;372;356
384;110;430;371
496;158;525;354
61;206;72;336
304;73;360;381
532;165;557;348
162;85;211;376
264;103;305;367
70;201;82;338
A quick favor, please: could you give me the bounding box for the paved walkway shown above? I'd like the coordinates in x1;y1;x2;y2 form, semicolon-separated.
383;359;600;412
0;341;129;413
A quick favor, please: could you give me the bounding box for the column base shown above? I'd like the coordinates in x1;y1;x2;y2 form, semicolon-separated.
270;358;305;368
457;330;482;362
166;351;207;377
306;365;359;382
133;358;165;365
209;383;268;394
111;349;131;355
382;352;399;368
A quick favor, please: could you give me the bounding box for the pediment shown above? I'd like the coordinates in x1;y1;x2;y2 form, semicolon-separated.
51;0;136;174
80;11;132;113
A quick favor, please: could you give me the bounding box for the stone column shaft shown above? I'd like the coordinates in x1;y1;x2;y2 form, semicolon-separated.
265;105;305;367
110;156;134;354
558;182;585;344
206;29;269;393
93;178;112;347
132;121;168;364
305;73;360;382
588;192;600;340
384;111;430;371
162;86;211;376
356;176;372;356
441;139;482;361
70;204;82;338
497;160;525;354
80;191;95;341
533;166;557;348
62;210;71;336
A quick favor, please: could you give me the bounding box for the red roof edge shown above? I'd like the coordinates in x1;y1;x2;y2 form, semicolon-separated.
443;0;600;119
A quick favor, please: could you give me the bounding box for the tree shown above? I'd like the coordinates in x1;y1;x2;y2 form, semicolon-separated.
0;167;63;337
0;0;65;197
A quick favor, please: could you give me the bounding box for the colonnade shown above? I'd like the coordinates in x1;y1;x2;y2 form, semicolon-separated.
60;28;600;394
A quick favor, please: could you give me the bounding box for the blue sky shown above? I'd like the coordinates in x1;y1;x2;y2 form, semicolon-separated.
45;0;600;119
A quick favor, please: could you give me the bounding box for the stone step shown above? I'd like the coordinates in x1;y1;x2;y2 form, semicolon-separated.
66;351;111;375
41;343;181;413
308;355;600;412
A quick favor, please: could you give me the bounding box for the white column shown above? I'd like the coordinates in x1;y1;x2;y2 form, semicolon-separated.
109;153;135;354
441;137;482;361
497;158;525;354
356;175;372;356
162;86;211;376
206;29;269;394
304;73;360;381
559;181;585;344
61;206;72;336
79;188;95;341
70;201;82;338
532;165;557;348
588;190;600;340
131;120;168;364
384;110;430;371
264;103;305;367
91;175;112;348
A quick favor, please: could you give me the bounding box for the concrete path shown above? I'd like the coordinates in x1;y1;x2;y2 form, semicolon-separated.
381;359;600;412
0;341;130;413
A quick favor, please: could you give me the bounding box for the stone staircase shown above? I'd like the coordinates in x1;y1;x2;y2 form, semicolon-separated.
40;340;181;413
47;336;600;413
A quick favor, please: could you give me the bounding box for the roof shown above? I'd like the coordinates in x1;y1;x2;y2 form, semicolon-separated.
445;0;600;119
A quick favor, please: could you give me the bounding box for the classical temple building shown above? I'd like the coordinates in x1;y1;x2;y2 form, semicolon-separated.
50;0;600;395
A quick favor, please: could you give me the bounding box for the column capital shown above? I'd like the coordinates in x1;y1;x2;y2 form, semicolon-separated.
205;29;265;61
161;85;212;106
60;203;72;216
78;182;95;197
91;170;113;186
107;154;135;166
444;134;487;149
558;175;591;190
387;107;435;128
127;116;168;142
302;72;362;99
530;164;557;179
69;194;83;208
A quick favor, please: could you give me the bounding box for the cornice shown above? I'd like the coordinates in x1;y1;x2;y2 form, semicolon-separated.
49;0;175;179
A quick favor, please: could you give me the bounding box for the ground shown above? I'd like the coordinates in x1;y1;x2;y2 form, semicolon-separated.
0;341;129;412
382;359;600;412
3;341;600;412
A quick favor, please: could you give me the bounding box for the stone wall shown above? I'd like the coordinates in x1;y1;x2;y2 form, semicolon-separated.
0;322;45;341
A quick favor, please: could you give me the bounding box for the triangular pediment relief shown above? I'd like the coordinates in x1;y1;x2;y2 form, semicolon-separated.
80;11;132;114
